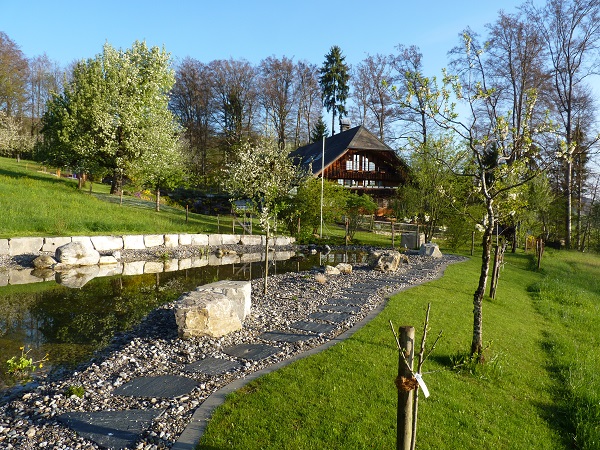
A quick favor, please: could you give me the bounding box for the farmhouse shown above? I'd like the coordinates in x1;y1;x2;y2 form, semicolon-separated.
290;124;409;210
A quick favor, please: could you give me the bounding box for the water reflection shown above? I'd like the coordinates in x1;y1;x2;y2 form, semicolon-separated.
0;250;369;391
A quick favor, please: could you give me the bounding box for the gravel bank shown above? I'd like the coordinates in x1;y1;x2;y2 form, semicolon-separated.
0;248;464;449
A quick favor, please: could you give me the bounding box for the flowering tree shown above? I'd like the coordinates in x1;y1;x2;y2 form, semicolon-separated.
223;137;301;293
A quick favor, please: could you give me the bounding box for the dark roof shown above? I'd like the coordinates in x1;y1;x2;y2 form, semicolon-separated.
290;125;399;176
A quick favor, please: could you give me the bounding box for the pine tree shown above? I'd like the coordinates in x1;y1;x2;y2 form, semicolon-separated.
319;46;350;135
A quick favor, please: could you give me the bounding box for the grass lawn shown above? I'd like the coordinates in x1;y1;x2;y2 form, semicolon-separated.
197;249;600;449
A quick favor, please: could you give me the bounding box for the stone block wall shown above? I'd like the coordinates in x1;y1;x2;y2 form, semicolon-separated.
0;233;294;257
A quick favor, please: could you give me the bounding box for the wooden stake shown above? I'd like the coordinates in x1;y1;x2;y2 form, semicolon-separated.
397;326;415;450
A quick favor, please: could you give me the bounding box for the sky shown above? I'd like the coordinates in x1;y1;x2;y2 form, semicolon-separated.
2;0;537;77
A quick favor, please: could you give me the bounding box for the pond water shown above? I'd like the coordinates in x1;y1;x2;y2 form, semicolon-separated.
0;249;369;392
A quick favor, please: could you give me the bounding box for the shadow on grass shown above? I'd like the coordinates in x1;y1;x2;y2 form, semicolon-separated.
0;166;79;188
534;331;577;448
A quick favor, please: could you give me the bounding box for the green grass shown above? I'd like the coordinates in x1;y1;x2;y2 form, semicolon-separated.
197;250;600;449
0;157;243;238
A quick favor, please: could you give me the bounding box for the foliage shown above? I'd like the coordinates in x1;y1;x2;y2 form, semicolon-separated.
65;385;85;398
345;192;377;239
282;177;349;237
38;41;181;194
319;45;350;135
309;115;328;143
6;346;48;380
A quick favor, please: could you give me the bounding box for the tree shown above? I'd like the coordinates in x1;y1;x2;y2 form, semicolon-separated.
28;54;62;142
319;46;350;135
39;41;181;193
526;0;600;248
293;61;321;147
0;32;28;117
345;193;377;239
258;56;296;149
222;137;300;293
309;116;328;143
350;54;398;143
170;57;215;186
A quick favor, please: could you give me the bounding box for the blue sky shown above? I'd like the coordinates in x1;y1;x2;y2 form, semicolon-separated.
2;0;535;76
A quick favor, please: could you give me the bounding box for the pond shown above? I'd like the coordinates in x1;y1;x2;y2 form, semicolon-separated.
0;249;369;392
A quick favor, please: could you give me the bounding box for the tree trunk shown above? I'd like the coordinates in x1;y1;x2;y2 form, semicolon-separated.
156;187;160;212
471;211;494;357
263;224;270;294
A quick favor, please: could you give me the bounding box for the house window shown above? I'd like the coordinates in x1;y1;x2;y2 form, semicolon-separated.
346;154;375;171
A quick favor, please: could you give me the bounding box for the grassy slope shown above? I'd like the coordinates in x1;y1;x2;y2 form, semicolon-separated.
197;250;600;449
0;157;232;238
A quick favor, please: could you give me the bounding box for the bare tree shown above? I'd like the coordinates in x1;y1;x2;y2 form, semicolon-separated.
0;32;28;117
258;56;296;149
293;61;321;146
171;57;215;185
350;54;398;143
525;0;600;248
28;53;62;141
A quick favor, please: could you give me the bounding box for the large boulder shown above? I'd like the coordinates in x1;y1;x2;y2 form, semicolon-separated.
33;255;57;269
174;280;251;339
419;243;443;258
371;250;408;272
55;241;100;266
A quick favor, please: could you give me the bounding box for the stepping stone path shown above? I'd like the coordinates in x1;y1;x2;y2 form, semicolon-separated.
185;356;243;375
26;256;461;449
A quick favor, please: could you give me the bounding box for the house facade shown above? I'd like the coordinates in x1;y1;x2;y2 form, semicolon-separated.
290;125;409;210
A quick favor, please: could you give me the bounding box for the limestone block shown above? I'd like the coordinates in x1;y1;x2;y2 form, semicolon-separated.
144;234;164;247
99;255;119;265
240;252;262;263
208;254;222;266
98;263;123;278
0;270;8;286
9;268;43;285
90;235;123;251
197;280;252;320
419;243;443;258
123;261;145;276
175;290;242;339
179;258;192;270
401;233;426;250
179;234;192;246
123;235;146;250
190;234;209;246
9;237;43;256
55;241;100;266
273;236;293;246
144;261;164;273
56;266;100;288
164;234;179;248
164;259;179;272
221;234;240;245
208;234;223;246
190;256;209;268
273;251;293;261
324;265;341;275
336;263;353;274
371;250;404;273
71;236;93;247
0;239;9;255
42;237;71;253
240;235;262;246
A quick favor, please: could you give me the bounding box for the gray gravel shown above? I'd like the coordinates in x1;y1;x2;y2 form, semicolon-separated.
0;248;464;449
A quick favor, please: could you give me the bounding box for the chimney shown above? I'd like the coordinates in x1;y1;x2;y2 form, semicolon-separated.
340;118;351;132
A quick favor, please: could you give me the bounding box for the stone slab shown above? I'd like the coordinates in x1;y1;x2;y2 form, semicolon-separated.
8;237;43;256
164;234;179;248
239;235;262;246
290;321;336;334
351;282;388;289
319;304;361;313
208;234;223;246
185;357;243;375
123;235;146;250
58;409;161;449
42;236;72;252
308;311;352;323
0;239;8;255
221;234;240;245
259;331;316;343
190;234;209;246
90;235;123;251
223;343;280;361
337;293;370;301
144;234;164;247
327;297;365;306
179;234;192;246
113;375;198;398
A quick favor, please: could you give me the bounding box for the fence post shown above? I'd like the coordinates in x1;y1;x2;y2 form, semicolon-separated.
391;221;395;248
397;326;415;450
